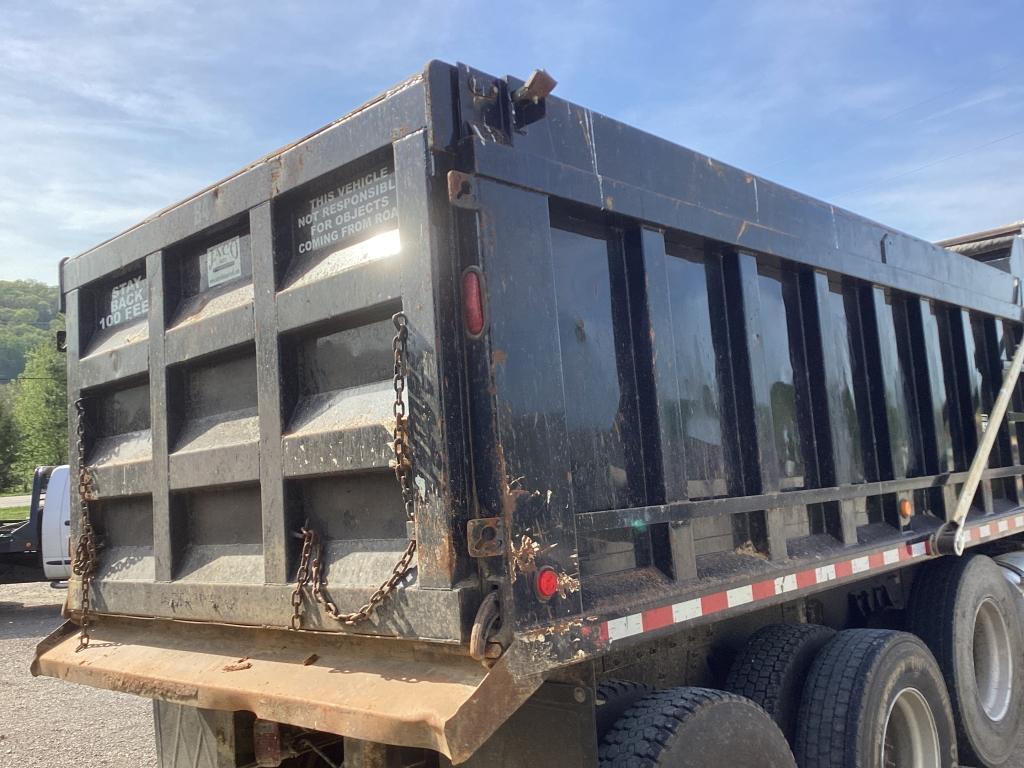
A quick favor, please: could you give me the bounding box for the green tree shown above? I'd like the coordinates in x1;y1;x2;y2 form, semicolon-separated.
0;280;59;382
0;387;18;491
13;337;67;484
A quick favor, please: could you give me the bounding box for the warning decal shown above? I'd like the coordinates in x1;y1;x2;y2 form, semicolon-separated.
290;162;398;263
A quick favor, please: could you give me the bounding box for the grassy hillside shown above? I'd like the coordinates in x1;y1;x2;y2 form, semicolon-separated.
0;280;60;382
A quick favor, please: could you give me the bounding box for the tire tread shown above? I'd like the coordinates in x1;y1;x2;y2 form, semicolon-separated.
724;623;835;739
795;629;903;766
599;687;795;767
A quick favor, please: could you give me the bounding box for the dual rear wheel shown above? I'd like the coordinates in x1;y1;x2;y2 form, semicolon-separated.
596;552;1024;767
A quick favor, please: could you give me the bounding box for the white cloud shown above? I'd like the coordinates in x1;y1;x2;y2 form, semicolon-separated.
0;0;1021;283
838;140;1024;240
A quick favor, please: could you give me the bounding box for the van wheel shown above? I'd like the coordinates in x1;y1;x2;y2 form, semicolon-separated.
907;553;1024;767
795;629;956;767
724;623;834;742
595;679;652;738
599;687;796;767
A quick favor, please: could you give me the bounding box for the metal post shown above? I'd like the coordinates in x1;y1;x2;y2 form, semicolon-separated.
934;337;1024;555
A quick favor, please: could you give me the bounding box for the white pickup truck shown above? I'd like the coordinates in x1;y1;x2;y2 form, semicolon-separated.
0;465;71;582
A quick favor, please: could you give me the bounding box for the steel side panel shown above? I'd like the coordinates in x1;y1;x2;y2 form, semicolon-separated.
468;138;1021;322
32;617;541;763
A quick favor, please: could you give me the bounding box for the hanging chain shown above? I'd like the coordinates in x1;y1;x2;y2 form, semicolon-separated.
290;312;418;628
289;522;316;630
390;312;416;524
72;399;99;651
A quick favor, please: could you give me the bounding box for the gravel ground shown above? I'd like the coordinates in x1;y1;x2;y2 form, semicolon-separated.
2;580;1022;767
0;581;155;767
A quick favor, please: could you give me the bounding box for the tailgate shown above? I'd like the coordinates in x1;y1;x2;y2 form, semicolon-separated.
60;68;473;642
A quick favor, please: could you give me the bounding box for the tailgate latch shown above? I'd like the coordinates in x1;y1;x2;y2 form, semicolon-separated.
467;517;505;558
448;170;478;209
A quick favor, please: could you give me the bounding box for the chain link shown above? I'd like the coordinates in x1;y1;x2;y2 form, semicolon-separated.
72;398;99;651
290;312;417;628
289;522;315;630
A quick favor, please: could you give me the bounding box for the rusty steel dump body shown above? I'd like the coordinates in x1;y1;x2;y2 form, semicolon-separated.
34;61;1024;762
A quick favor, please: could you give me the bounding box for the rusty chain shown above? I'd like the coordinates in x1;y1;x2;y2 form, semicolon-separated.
289;521;316;630
72;398;99;651
290;312;417;628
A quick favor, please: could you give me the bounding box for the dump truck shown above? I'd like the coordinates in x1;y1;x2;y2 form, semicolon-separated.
32;62;1024;768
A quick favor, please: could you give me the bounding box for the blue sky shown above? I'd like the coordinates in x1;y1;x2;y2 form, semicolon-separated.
1;0;1022;283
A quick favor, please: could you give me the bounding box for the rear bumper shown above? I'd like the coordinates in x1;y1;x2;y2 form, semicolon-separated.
32;617;541;763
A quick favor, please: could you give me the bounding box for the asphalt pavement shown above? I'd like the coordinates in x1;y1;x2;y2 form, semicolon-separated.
0;494;31;509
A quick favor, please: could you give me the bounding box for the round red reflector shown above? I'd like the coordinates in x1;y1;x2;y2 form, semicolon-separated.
535;567;559;600
462;269;485;336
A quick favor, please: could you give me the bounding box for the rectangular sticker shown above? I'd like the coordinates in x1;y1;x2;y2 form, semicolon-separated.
206;236;243;289
291;162;398;263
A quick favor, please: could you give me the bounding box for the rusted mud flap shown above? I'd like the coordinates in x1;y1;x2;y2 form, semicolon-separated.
32;617;542;764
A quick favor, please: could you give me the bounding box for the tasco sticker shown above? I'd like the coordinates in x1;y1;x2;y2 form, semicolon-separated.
99;275;148;331
206;236;242;288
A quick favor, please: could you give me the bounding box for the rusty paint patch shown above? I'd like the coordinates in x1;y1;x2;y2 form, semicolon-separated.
556;571;581;598
734;540;767;559
492;348;508;365
509;534;544;582
113;675;200;702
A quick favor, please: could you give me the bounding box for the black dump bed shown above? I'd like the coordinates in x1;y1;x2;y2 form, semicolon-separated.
58;61;1024;675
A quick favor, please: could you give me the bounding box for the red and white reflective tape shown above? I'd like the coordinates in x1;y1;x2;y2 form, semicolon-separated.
597;513;1024;645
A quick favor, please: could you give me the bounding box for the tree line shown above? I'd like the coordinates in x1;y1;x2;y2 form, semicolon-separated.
0;281;66;492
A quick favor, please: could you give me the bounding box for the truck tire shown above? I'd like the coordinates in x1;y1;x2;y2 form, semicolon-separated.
906;553;1024;767
724;623;835;742
595;679;652;738
795;629;957;768
599;687;797;767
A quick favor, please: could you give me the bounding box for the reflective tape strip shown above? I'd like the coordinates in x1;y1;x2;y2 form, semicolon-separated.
595;514;1022;647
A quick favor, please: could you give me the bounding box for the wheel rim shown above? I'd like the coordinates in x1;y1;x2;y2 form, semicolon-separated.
881;687;940;768
973;596;1014;722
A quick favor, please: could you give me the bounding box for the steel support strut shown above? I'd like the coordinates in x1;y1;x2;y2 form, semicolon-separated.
933;337;1024;555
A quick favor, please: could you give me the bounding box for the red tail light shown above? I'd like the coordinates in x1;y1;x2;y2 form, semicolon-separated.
535;567;559;600
462;268;485;336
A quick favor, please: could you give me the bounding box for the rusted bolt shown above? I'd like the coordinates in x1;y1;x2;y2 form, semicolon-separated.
484;641;504;660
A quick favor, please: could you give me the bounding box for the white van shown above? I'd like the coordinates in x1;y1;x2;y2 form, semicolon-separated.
0;465;71;582
39;465;71;581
